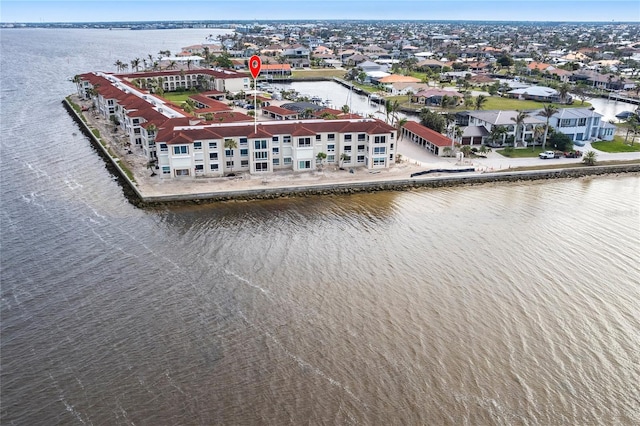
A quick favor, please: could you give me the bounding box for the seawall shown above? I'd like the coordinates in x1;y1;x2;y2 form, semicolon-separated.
63;98;146;206
63;97;639;207
138;165;640;206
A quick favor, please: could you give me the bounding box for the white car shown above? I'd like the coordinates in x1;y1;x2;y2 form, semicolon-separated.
539;150;557;159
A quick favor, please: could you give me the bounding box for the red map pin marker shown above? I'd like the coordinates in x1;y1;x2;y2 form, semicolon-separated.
249;55;261;79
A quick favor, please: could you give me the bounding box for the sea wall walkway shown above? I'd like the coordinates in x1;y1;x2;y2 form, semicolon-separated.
64;97;640;207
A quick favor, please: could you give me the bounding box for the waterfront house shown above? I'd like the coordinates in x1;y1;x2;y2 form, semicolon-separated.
455;110;546;147
411;88;463;106
505;86;568;104
547;107;614;142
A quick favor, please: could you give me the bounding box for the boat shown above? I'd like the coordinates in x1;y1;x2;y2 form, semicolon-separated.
615;110;637;120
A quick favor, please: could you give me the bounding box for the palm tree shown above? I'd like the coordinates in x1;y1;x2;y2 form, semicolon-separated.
114;59;124;73
339;153;350;168
316;152;327;169
396;117;408;133
510;110;529;147
474;94;488;110
537;104;559;150
131;58;141;72
582;150;597;166
385;100;400;126
224;138;238;173
624;115;639;144
558;83;571;104
181;99;197;114
341;105;350;114
460;145;472;159
533;124;545;149
489;125;508;146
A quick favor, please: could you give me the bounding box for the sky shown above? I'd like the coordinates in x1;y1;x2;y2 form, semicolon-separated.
1;0;639;23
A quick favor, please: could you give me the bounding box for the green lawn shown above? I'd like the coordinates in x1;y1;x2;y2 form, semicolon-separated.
291;69;347;80
496;147;548;158
592;137;640;153
395;95;591;113
161;92;195;105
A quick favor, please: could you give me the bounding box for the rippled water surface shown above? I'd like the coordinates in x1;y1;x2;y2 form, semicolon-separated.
1;29;639;425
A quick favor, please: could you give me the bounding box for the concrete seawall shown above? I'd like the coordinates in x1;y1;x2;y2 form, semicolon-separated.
139;165;640;206
63;98;639;207
63;99;146;205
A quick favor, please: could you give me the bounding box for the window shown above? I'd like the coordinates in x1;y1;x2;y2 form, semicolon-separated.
240;149;249;157
357;155;365;163
374;136;386;144
173;146;188;155
373;158;386;166
254;151;268;160
272;147;279;154
327;144;335;152
357;144;365;152
284;157;292;165
208;142;217;149
272;136;279;142
273;158;280;166
159;143;168;152
194;142;202;150
239;137;247;145
209;152;218;160
175;169;190;176
298;137;311;147
344;134;352;141
299;160;311;169
283;136;291;144
225;149;234;157
374;147;386;155
210;164;219;171
328;133;335;141
390;143;394;150
226;161;234;168
241;160;249;167
162;166;170;174
560;119;571;127
358;133;366;141
327;155;335;163
316;134;321;141
578;118;587;126
344;145;352;152
254;140;267;149
256;162;269;171
195;164;204;171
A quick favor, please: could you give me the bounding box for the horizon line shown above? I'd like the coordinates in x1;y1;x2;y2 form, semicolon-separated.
3;18;639;24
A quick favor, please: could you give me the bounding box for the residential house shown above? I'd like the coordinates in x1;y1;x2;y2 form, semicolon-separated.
548;107;614;142
374;74;421;93
282;44;311;68
456;110;546;147
411;88;463;106
506;86;568;104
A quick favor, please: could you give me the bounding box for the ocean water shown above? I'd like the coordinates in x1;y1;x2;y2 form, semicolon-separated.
1;28;639;425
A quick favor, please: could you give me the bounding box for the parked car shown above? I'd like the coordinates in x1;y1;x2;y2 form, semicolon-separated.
564;150;582;158
539;150;558;159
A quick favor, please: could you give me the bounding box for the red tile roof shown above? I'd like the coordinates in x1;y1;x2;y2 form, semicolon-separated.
403;121;453;147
